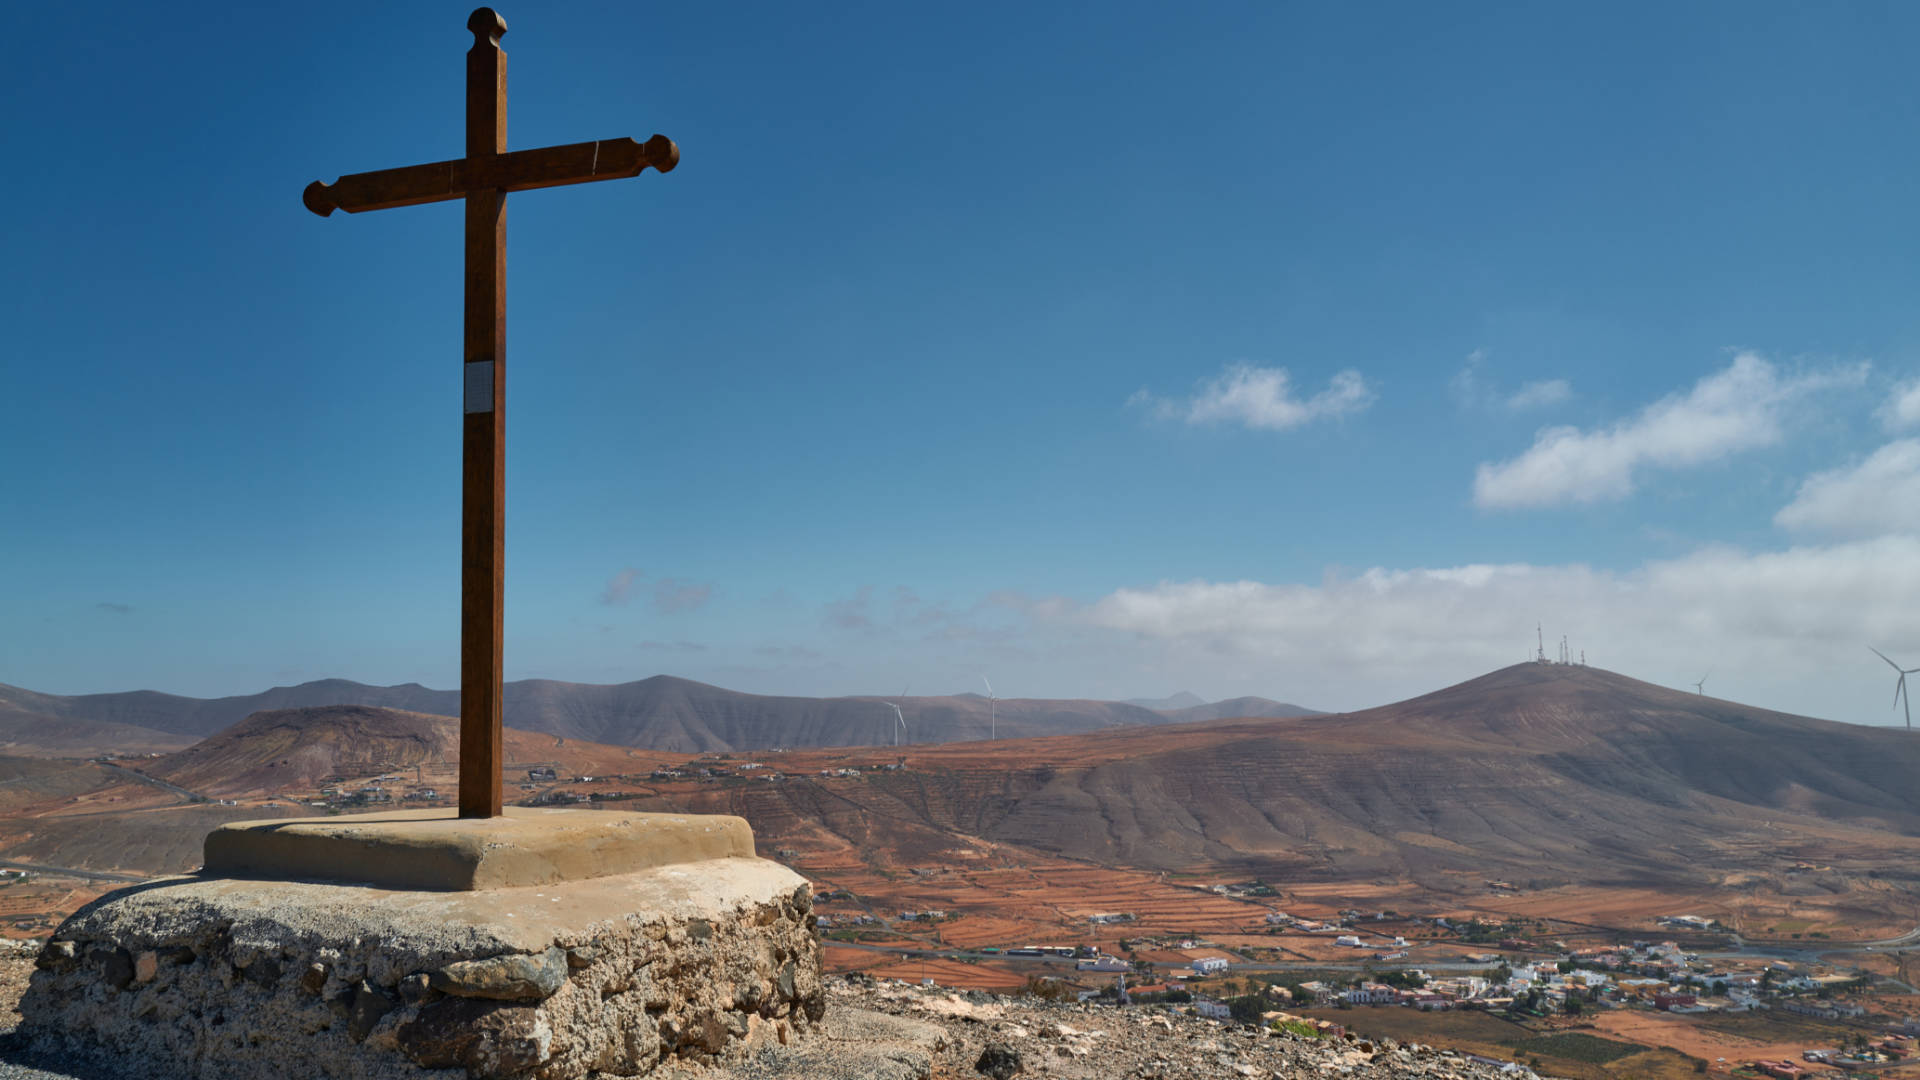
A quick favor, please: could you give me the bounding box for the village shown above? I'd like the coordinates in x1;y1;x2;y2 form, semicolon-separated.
814;894;1920;1080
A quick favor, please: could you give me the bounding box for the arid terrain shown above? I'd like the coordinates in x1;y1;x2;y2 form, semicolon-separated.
0;664;1913;943
0;663;1915;1075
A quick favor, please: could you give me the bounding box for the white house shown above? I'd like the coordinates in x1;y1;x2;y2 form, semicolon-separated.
1191;956;1230;974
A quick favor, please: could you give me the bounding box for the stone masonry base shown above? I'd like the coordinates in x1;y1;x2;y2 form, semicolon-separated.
17;857;823;1080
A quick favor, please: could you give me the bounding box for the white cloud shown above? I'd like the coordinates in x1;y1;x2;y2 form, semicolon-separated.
1882;379;1920;431
1140;363;1374;431
1075;535;1920;721
1506;379;1572;410
1473;352;1867;509
1450;351;1572;412
1776;439;1920;539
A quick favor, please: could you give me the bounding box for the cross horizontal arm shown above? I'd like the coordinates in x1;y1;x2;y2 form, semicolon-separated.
303;134;679;217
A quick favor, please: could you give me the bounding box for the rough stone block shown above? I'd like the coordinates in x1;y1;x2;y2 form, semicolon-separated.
19;856;823;1079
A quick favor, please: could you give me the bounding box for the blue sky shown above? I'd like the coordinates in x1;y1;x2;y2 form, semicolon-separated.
8;2;1920;723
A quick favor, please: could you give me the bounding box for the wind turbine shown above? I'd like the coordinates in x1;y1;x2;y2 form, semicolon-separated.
1692;670;1710;696
1870;648;1920;730
982;676;996;741
887;685;910;746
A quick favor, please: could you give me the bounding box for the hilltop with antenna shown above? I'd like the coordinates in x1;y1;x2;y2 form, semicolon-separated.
1532;623;1587;667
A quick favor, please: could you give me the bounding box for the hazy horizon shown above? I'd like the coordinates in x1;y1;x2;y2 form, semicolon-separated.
14;658;1920;735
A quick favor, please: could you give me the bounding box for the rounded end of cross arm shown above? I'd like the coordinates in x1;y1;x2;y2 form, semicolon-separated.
645;134;680;174
468;8;507;43
302;181;338;218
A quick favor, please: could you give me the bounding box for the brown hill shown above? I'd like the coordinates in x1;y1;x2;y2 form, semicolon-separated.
0;677;1236;753
150;705;461;794
654;663;1920;899
146;705;646;798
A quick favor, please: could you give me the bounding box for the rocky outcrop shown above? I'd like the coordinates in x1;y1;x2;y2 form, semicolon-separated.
17;857;822;1079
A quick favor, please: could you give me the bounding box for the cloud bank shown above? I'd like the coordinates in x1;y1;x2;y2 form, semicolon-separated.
1776;439;1920;539
1074;534;1920;719
1474;352;1867;509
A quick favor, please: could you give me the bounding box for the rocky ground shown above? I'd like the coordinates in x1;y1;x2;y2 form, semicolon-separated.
0;953;1543;1080
670;976;1545;1080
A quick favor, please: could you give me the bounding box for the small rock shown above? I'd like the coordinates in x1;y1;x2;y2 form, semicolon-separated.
429;946;567;1001
976;1041;1024;1079
347;980;395;1042
133;951;158;984
243;954;281;988
398;973;432;1004
777;959;797;999
90;947;133;990
299;963;328;994
35;940;77;972
397;997;552;1073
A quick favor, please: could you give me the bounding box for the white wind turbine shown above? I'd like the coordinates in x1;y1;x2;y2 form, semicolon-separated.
1692;670;1710;696
982;676;997;741
1870;648;1920;730
887;685;911;746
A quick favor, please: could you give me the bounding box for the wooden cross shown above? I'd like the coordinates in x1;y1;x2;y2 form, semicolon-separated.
303;8;678;819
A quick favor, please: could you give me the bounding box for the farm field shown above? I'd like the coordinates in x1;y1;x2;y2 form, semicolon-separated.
1589;1010;1857;1070
1304;1008;1706;1080
821;947;1028;991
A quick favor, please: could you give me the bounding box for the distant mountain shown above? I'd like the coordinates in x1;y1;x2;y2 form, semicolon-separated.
0;679;449;740
699;663;1920;892
0;676;1225;755
1123;692;1207;711
0;687;200;757
1158;696;1322;723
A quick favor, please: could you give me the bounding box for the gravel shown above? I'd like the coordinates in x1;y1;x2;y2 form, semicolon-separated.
818;976;1549;1080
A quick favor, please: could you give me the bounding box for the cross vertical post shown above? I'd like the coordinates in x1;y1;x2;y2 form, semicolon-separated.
303;8;677;819
460;9;508;818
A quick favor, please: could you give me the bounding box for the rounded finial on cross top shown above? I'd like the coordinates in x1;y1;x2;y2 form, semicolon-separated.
468;8;507;43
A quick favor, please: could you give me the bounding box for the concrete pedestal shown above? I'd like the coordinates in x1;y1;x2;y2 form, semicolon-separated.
203;807;758;891
19;810;824;1079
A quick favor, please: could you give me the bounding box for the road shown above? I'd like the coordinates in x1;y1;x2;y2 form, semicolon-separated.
0;861;145;885
89;762;204;803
